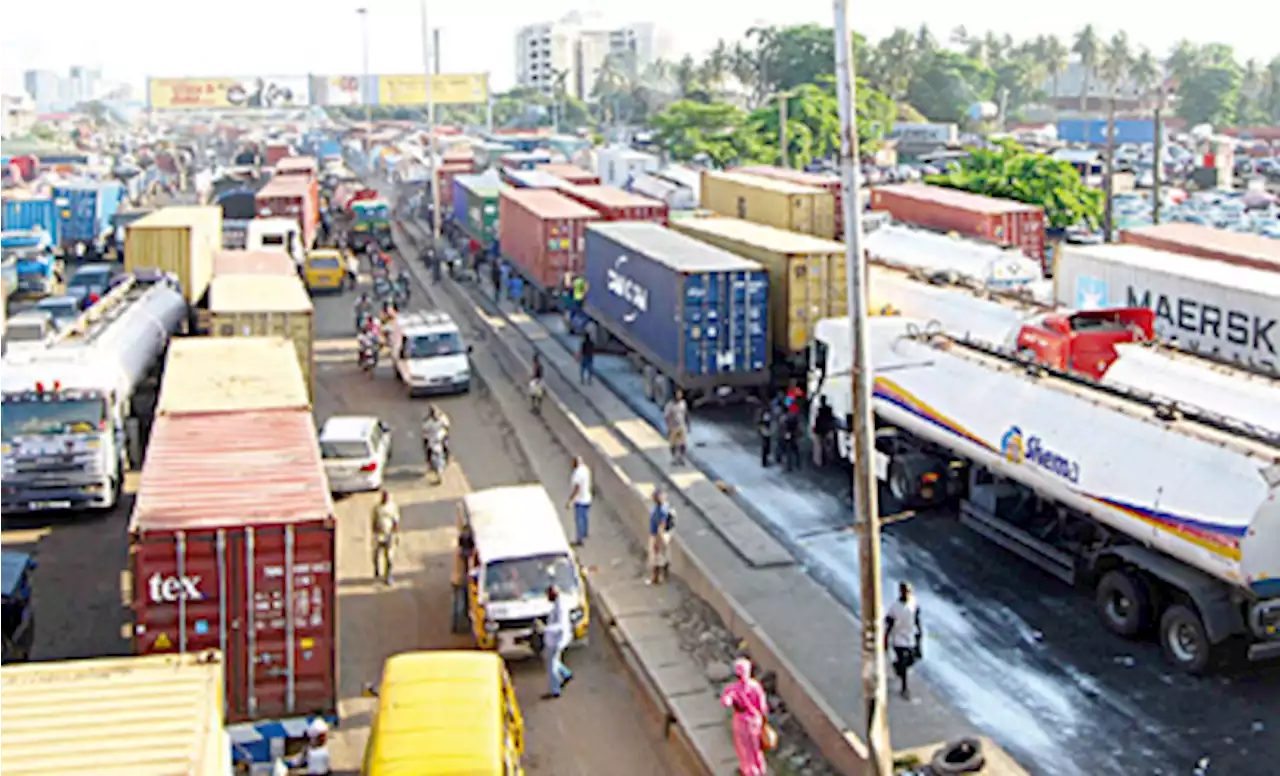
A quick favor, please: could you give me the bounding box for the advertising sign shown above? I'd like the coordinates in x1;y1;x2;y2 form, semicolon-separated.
377;74;489;106
887;122;959;144
310;75;370;107
148;76;311;110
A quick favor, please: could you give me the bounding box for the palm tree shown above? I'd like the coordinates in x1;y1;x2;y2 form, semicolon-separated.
672;55;701;101
1164;39;1201;85
1040;35;1070;102
1131;47;1160;106
1072;25;1101;112
1098;32;1131;243
700;40;732;96
915;24;937;55
1266;56;1280;122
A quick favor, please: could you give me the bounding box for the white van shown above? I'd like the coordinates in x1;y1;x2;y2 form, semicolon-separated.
246;217;305;267
319;415;393;493
389;311;472;397
462;485;590;657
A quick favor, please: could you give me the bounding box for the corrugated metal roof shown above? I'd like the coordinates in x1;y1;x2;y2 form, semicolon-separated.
704;170;824;196
589;221;764;273
503;188;598;219
567;185;663;208
131;409;332;532
878;183;1040;214
159;338;310;415
735;165;839;188
258;175;311;196
0;652;229;776
1066;243;1280;295
673;215;843;253
1124;222;1280;269
209;273;313;313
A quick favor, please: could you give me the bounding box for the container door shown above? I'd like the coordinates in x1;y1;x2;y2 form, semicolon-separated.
745;270;770;372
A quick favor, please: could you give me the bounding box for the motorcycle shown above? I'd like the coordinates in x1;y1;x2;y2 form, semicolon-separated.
426;438;447;483
393;277;411;306
355;309;372;332
359;344;379;374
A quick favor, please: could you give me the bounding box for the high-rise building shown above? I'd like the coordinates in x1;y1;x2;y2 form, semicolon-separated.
23;69;61;110
515;15;672;101
67;66;102;104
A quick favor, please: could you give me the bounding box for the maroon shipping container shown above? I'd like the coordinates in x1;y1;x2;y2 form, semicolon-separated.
869;183;1047;269
536;163;601;186
437;164;472;208
499;189;600;292
332;183;376;214
560;185;668;225
265;143;294;167
129;409;336;726
1120;222;1280;274
275;155;318;183
256;175;320;248
734;166;844;238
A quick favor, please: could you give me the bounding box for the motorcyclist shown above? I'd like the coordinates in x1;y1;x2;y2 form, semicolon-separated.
421;405;451;467
357;328;379;372
354;292;373;329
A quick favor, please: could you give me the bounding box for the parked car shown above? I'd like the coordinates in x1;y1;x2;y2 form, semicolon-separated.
33;295;83;329
64;263;116;309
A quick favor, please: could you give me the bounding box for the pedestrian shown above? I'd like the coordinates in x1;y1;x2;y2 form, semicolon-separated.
451;510;475;633
780;411;801;472
566;456;592;545
885;581;924;700
770;394;786;464
540;585;574;699
284;717;332;775
345;251;360;290
812;396;836;468
370;490;400;585
578;334;595;385
647;488;674;585
499;261;511;302
720;658;771;776
509;273;524;309
529;353;545;414
756;403;777;468
489;258;502;302
664;389;690;466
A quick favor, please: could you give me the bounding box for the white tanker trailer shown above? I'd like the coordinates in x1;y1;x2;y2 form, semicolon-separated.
811;315;1280;673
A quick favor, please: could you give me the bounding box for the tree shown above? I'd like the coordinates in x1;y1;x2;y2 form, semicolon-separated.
1176;62;1243;127
1039;35;1070;101
1165;39;1202;84
744;79;893;168
1130;48;1160;101
905;50;995;123
1072;25;1102;111
647;100;767;167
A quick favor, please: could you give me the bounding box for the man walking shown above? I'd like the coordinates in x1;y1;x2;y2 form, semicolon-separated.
757;402;777;468
489;259;502;302
647;488;674;585
885;581;924;699
812;396;836;468
540;585;574;699
578;334;596;385
664;389;690;466
451;512;475;633
370;490;401;585
780;410;801;472
566;456;592;545
345;251;360;290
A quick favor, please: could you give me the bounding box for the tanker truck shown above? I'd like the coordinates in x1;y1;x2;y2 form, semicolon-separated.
810;315;1280;673
1;273;187;513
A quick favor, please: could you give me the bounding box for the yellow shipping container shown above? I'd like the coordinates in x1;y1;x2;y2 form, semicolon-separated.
208;274;316;401
700;170;836;239
159;337;311;415
1;652;230;776
671;216;847;357
124;205;222;304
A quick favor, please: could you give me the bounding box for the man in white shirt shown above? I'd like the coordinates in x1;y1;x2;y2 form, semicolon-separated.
540;585;574;699
884;581;923;700
566;457;592;546
285;717;332;774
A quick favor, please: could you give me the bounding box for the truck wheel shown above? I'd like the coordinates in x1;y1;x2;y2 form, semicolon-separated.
1159;604;1212;674
887;453;942;507
1095;569;1154;637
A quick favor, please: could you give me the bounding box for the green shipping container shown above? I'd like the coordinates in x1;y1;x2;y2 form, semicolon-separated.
457;177;505;243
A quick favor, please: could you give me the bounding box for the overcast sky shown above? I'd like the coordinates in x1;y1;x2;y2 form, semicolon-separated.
2;0;1275;95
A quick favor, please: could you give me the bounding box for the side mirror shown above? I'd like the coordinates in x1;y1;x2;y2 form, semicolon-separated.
467;345;474;355
362;682;379;698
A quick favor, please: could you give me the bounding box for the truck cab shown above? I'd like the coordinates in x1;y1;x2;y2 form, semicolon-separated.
2;230;60;298
246;217;304;268
349;199;393;251
389;311;472;397
1009;307;1155;380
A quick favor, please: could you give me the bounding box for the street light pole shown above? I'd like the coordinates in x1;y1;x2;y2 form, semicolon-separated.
420;0;441;247
832;2;892;775
357;8;371;155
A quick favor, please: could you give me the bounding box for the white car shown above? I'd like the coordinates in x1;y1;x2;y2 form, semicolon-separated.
389;310;472;397
319;415;393;493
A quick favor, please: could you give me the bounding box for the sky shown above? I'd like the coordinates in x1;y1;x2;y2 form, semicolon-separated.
2;0;1276;96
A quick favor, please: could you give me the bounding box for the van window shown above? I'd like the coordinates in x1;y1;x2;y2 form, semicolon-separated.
321;440;372;459
5;321;47;342
484;554;578;602
261;234;285;246
310;257;341;269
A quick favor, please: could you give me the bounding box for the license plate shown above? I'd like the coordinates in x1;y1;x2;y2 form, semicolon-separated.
30;500;71;510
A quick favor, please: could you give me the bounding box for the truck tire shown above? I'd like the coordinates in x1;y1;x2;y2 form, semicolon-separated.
887;453;943;507
929;737;985;774
1095;569;1154;637
1159;604;1212;674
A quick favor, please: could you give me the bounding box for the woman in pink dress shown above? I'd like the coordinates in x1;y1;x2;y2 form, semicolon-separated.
720;658;769;775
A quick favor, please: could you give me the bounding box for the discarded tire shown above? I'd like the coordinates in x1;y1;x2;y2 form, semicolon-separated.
929;737;986;775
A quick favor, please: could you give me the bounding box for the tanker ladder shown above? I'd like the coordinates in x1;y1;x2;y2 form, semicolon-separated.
48;274;150;348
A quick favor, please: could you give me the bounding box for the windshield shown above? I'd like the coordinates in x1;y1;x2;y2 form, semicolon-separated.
4;321;47;342
407;332;464;359
320;440;372;460
67;272;109;290
310;257;341;269
36;300;80;322
355;205;389;220
1;398;107;439
484;554;579;603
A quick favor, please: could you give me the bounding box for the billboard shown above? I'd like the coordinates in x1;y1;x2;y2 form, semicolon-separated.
310;75;374;107
148;76;311;110
377;74;488;106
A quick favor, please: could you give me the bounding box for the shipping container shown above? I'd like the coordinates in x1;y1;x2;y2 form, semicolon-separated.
700;170;837;240
1;653;231;776
436;164;472;208
670;216;847;361
125;205;222;304
561;184;669;225
7;155;38;181
595;146;660;188
208;274;316;399
159;337;310;415
1056;118;1160;145
256;174;319;248
52;180;125;253
1054;243;1280;376
584;222;770;397
536;163;600;186
453;172;505;245
275;155;318;182
129;409;336;742
442;148;476;168
499;189;600;303
733;166;844;238
501;168;570;190
332;182;376;214
265;143;294;166
213;249;298;278
473;142;514;171
1;195;59;244
868;183;1046;268
499;150;555;170
1120;222;1280;274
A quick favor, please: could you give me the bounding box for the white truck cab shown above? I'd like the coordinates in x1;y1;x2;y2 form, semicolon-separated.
246;217;304;267
388;311;472;397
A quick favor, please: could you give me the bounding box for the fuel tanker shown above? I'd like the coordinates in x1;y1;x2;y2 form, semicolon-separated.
811;315;1280;673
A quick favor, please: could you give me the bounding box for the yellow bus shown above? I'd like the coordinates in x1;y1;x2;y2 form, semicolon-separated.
363;651;525;776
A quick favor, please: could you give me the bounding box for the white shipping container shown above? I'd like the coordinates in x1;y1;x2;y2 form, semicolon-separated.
1054;243;1280;376
595;146;660;188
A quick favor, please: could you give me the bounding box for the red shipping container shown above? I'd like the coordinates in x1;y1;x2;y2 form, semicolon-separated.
734;166;844;238
129;409;336;726
265;143;294;167
332;183;376;214
499;189;600;292
559;185;668;225
257;175;320;248
275;156;318;183
536;163;600;186
436;164;472;208
869;183;1046;269
1121;222;1280;274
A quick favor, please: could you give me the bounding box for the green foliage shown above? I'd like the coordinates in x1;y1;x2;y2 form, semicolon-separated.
648;101;768;167
926;141;1104;230
1177;62;1243;127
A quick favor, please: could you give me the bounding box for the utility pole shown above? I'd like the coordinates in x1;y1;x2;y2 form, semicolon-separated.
357;8;372;155
420;0;441;247
433;28;442;77
831;3;892;775
1152;86;1165;225
779;92;789;169
484;73;494;133
1103;86;1117;242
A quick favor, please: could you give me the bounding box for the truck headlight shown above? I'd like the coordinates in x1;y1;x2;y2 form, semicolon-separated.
570;606;585;623
454;371;470;382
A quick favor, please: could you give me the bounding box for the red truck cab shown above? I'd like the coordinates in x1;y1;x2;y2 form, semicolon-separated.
1013;308;1155;380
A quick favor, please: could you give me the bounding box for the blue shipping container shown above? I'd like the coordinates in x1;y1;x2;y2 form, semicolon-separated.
1056;119;1160;145
501;151;554;171
319;140;342;160
583;222;770;388
486;134;543;153
2;199;59;244
501;169;568;189
52;181;125;250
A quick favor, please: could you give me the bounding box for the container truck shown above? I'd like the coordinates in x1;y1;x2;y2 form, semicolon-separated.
868;184;1047;270
213;249;298;278
499;150;555;171
275;155;319;182
453;172;505;250
348;198;393;251
0;275;187;513
0;652;232;775
2;230;61;298
810;314;1280;673
583;222;770;404
159;337;309;415
500;169;571;190
51;180;125;260
561;185;669;225
2;195;60;244
1120;222;1280;274
627;172;698;211
499;189;600;310
106;208;154;260
734;166;845;238
124;206;222;305
595;146;660;188
207;273;316;400
256;174;319;249
265;142;294;166
436;163;472;209
537;163;600;186
129;407;336;768
700;170;837;240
